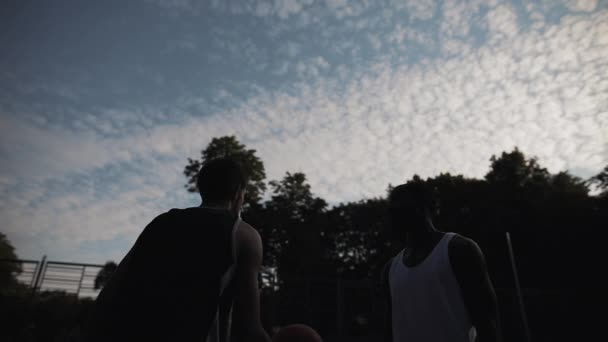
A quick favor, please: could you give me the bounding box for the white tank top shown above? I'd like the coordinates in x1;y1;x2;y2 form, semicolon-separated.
389;233;476;342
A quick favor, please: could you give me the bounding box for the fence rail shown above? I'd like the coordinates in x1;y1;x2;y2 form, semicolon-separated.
1;256;104;298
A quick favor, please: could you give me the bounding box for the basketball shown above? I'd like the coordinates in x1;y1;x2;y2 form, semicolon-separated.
272;324;323;342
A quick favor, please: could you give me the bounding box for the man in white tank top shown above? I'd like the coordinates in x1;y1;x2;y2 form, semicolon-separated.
382;181;501;342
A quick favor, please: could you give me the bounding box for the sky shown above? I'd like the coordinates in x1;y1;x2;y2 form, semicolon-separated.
1;0;606;264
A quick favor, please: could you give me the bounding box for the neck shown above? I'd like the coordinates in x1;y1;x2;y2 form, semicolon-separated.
405;218;438;247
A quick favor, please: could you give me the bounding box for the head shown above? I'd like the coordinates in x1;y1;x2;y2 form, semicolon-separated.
197;158;247;215
388;181;439;236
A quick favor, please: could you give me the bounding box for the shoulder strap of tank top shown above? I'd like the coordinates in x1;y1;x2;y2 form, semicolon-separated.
218;216;240;297
438;232;456;259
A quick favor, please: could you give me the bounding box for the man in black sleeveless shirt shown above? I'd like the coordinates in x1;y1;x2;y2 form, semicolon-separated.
82;158;271;342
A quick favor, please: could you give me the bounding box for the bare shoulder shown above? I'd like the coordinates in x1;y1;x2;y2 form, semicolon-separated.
235;220;263;264
450;234;483;256
448;234;486;274
237;220;262;244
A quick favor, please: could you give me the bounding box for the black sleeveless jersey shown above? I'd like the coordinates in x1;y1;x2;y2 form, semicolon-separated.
82;207;239;341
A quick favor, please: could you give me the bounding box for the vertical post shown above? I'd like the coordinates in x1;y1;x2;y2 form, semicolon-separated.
32;255;46;294
336;271;344;341
76;265;86;297
30;261;40;288
37;257;49;292
506;232;532;342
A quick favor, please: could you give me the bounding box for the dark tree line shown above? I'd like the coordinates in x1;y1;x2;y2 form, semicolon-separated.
2;136;604;341
184;137;607;341
184;138;605;280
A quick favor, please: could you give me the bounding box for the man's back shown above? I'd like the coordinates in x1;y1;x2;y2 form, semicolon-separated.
83;207;239;341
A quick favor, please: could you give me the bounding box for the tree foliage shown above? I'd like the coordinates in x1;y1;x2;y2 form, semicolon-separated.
94;261;118;290
0;232;22;291
184;136;267;206
589;165;608;197
264;172;327;274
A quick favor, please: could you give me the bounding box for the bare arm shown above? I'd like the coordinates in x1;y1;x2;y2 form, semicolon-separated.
450;236;501;342
231;221;271;342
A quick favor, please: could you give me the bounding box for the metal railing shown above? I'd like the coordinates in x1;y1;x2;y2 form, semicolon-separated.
1;256;104;298
0;258;40;287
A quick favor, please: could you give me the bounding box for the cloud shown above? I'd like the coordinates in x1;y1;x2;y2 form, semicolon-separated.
326;0;348;10
486;4;519;42
166;34;198;51
149;0;195;10
209;29;268;68
2;3;607;263
206;0;370;21
276;0;304;19
6;8;607;189
400;0;437;21
388;23;435;48
273;61;290;75
326;0;372;19
0;160;186;262
255;1;273;17
368;33;382;50
441;0;475;37
564;0;598;12
281;41;302;58
294;56;330;78
437;0;498;55
147;0;201;15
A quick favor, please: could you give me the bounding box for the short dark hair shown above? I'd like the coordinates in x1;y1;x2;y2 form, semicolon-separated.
389;181;438;214
197;158;247;203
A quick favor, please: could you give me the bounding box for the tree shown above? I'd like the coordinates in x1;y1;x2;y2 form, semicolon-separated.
588;165;608;197
94;261;117;290
267;172;327;222
484;148;553;233
264;172;327;273
184;136;267;206
486;148;550;188
258;172;329;325
551;171;588;195
325;198;390;277
425;173;489;233
0;232;22;291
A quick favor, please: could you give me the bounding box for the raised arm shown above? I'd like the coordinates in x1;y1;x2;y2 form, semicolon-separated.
449;235;501;342
231;221;271;342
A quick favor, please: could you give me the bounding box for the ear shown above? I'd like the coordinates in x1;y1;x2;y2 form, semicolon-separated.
233;187;246;206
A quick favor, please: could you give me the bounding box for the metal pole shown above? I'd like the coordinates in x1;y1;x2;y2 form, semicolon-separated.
76;266;86;297
30;261;40;288
32;255;46;294
37;257;49;292
506;232;532;342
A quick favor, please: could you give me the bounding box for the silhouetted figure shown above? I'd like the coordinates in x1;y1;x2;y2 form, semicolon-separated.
382;182;500;342
82;158;270;342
